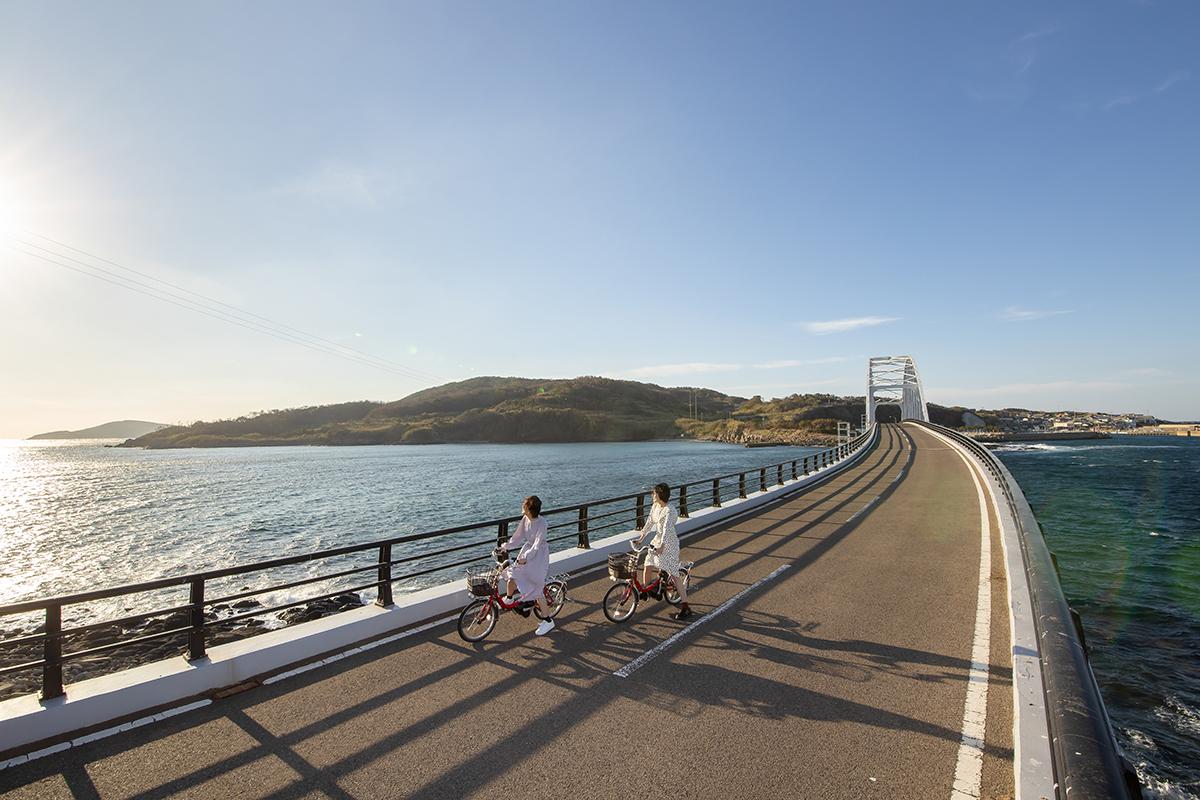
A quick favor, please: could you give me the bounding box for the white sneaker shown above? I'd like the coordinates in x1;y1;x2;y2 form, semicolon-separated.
534;618;555;636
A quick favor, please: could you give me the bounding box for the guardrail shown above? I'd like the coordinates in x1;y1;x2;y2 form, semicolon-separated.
1;430;872;702
910;421;1140;799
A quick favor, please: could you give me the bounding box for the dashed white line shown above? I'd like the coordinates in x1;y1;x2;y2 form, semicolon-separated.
613;564;791;678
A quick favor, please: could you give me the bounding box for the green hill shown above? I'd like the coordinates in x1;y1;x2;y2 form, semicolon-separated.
119;376;993;450
120;377;743;448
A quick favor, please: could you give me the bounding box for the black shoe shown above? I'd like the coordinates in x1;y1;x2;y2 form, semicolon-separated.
671;605;693;621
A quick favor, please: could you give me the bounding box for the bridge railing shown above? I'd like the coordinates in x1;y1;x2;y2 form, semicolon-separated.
0;429;873;702
909;421;1139;800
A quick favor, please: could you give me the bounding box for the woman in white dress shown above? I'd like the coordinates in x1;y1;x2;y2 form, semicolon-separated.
632;483;692;620
502;495;555;636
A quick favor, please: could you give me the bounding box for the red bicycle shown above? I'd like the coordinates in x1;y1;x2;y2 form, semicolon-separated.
602;544;693;623
457;548;568;642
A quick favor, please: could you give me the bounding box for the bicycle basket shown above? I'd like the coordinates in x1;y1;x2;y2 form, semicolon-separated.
607;553;638;580
466;566;499;597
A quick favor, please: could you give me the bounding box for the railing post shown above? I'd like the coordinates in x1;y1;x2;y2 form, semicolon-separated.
188;578;206;661
712;478;720;507
376;544;394;607
41;603;63;701
679;485;689;518
578;505;590;549
759;468;766;493
776;464;784;486
802;457;809;476
791;460;798;480
635;494;645;529
738;473;746;498
497;519;509;547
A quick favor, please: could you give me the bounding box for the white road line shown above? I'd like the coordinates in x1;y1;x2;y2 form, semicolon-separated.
612;564;791;679
947;444;994;800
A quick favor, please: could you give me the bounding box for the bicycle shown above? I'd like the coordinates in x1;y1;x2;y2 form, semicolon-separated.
457;547;569;642
602;544;693;623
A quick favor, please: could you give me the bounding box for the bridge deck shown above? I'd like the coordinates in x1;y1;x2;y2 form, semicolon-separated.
0;424;1016;799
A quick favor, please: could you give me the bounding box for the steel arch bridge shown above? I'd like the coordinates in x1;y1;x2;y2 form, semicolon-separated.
866;355;929;425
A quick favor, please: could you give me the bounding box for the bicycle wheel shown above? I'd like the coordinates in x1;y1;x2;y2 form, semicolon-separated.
457;598;497;642
664;570;691;606
535;581;566;620
603;581;638;623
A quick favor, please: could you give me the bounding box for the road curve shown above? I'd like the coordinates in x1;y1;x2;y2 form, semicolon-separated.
0;423;1015;800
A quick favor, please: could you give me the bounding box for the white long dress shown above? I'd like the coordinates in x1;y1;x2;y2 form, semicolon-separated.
504;515;550;601
640;503;682;576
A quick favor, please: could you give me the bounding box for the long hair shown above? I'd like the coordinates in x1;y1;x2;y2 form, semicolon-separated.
523;495;542;518
652;483;670;503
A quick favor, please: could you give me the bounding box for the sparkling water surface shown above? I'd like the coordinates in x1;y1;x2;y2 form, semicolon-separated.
996;436;1200;799
0;438;817;629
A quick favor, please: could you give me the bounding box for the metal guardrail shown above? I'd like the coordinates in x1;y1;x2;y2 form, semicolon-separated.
1;430;872;701
910;421;1140;799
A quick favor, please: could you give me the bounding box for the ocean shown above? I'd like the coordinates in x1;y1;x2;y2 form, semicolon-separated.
996;436;1200;799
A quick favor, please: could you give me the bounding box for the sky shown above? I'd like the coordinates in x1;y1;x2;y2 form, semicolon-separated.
1;1;1198;437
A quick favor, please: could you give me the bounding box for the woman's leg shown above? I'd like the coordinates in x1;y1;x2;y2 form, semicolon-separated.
671;571;688;603
506;578;517;598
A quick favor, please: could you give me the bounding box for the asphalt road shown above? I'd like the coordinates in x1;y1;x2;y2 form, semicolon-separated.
0;423;1015;799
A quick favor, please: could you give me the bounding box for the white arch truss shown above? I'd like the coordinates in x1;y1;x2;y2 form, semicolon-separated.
866;355;929;425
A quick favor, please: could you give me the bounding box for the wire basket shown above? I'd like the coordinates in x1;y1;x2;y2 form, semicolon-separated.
608;553;638;581
466;566;499;597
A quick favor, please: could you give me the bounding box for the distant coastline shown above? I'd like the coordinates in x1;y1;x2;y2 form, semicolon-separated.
29;420;168;441
108;375;1172;451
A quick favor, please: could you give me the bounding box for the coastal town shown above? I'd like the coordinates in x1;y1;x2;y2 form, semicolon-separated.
962;408;1199;439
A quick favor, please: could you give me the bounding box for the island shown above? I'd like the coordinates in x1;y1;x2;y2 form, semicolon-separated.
29;420;169;440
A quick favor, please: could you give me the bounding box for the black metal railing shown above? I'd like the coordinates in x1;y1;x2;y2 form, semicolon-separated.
0;429;874;701
909;421;1139;799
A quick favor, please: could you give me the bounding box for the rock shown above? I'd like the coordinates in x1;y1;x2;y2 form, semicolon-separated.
231;599;262;610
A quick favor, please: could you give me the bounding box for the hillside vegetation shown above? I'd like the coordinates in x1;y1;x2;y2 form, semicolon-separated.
121;376;983;450
122;377;741;448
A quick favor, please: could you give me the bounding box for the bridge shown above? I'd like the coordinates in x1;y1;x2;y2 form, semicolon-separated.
0;357;1136;799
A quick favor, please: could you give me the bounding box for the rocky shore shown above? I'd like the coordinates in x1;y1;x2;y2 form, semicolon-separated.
0;592;367;702
692;428;839;448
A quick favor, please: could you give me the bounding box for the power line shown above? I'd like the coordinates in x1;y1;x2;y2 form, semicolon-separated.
9;235;445;384
25;233;444;382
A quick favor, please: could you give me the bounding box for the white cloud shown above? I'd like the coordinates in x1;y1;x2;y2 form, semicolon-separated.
277;162;388;206
802;317;898;335
752;356;848;369
1104;95;1137;111
626;362;741;377
999;306;1074;322
1154;70;1190;94
1015;27;1061;44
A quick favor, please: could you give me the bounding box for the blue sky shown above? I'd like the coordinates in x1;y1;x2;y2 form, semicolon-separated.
1;1;1197;436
